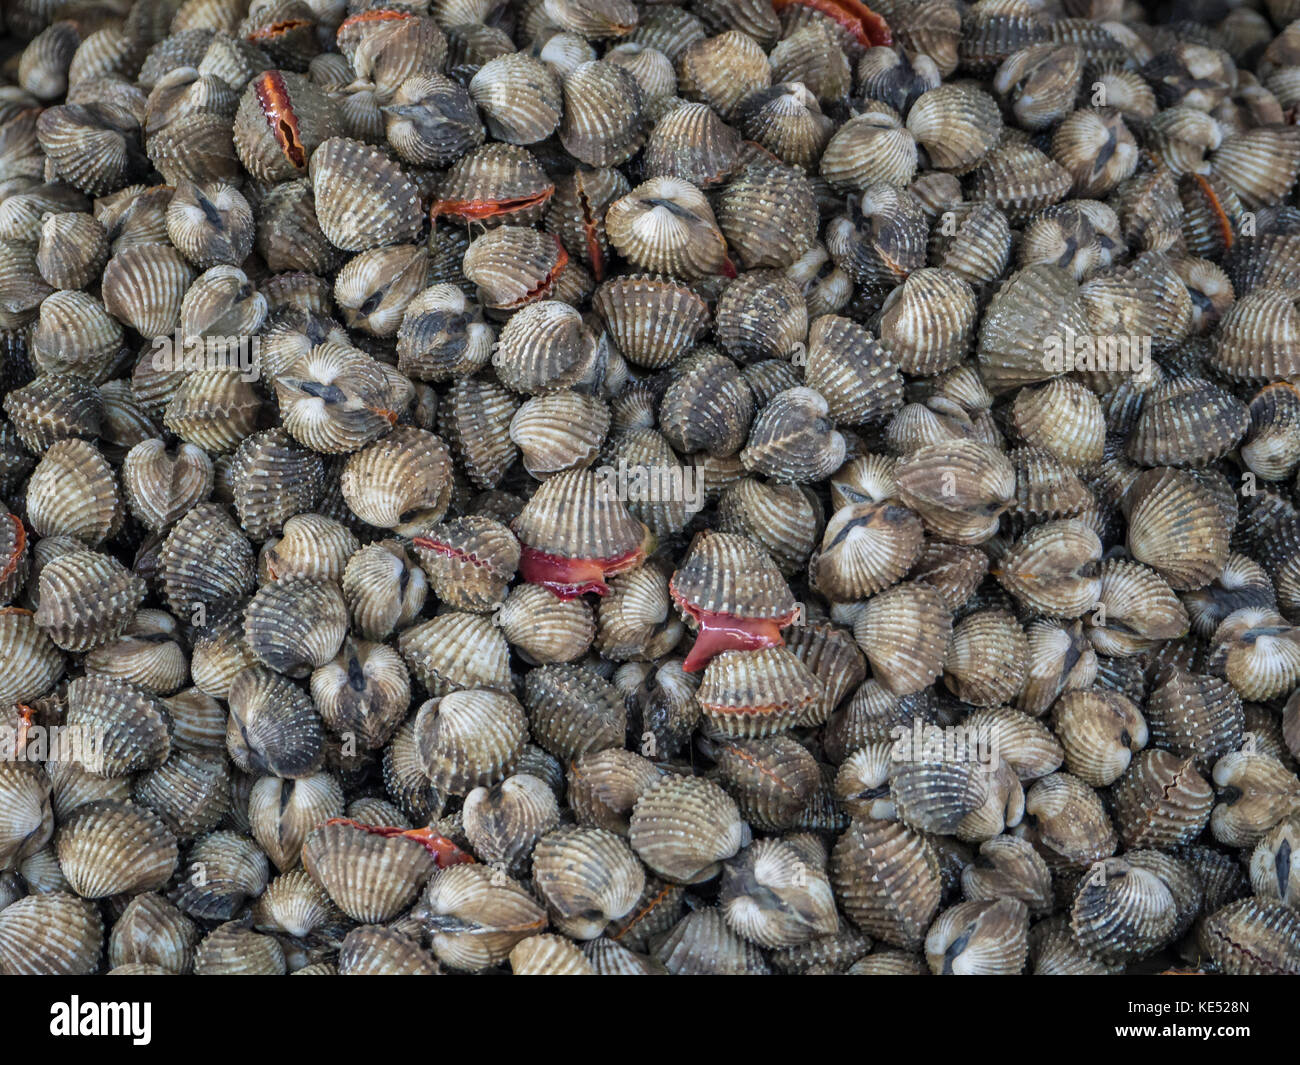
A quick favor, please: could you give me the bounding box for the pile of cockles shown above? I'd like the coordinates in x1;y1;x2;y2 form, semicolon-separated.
1;0;1300;976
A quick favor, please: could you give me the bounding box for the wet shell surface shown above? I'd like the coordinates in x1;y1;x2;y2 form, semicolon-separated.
0;0;1292;983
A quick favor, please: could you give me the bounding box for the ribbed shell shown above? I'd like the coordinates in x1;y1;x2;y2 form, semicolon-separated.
414;689;527;795
831;818;941;950
308;137;422;252
628;774;748;884
398;611;512;695
56;799;178;898
524;663;625;760
0;892;103;975
696;646;823;736
302;820;436;923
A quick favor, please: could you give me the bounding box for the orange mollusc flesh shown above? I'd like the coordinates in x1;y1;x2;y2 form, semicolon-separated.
325;818;475;868
337;8;415;32
254;71;307;170
429;188;555;224
671;593;800;673
771;0;892;47
518;543;646;599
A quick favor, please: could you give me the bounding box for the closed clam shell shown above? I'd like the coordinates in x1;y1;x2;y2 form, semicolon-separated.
1051;689;1147;787
308;136;422;252
1199;897;1300;975
943;609;1027;706
532;825;645;939
1243;382;1300;481
628;774;749;884
559;60;645;167
101;243;194;340
418;863;547;971
248;772;344;872
109;893;198;974
302;819;435;923
720;836;838;949
652;906;769;975
310;638;410;750
523;663;624;760
1210;125;1300;210
469;51;562;145
568;748;660;835
1087;559;1189;655
994;519;1102;618
907;83;1002;172
66;673;171;778
1113;749;1213;849
606;176;731;279
122;439;214;532
1210;750;1300;849
593;275;708;372
0;761;53;870
439;376;519;489
1070;857;1176;965
339;426;451;533
853;581;952;695
498;583;595;664
831;818;941;951
896;438;1015;544
164;369;262;454
741;387;846;483
56;799;178;898
26;438;120;546
1249;815;1300;909
715;163;818;271
812;502;921;602
1023;772;1116;868
462;225;569;309
261;514;358;583
925;897;1029;975
33;549;144;653
968;141;1072;223
642;99;740;188
463;773;560;870
398;611;512;695
226;665;324;779
3;375;102;456
1127;376;1249;468
1126;467;1230;591
508;932;596;974
961;835;1053;917
131;747;231;841
493;299;597;395
0;891;103;975
659;347;754;457
1210;287;1300;383
877;268;977;377
397;284;494;383
243;577;347;678
414;688;527;795
337;925;439;976
158;503;256;616
193;919;286;976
